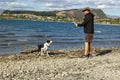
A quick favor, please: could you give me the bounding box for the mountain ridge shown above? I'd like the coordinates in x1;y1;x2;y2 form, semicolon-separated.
2;8;107;19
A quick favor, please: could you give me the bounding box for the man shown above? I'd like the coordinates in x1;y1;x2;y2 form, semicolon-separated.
74;7;94;58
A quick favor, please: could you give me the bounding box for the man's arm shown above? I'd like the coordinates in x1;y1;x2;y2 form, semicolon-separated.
77;15;91;27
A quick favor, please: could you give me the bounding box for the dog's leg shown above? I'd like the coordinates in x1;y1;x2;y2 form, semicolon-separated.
40;49;44;55
41;52;44;55
46;51;49;56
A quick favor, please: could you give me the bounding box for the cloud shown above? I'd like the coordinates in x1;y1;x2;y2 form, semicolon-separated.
0;0;16;2
0;0;119;11
35;0;84;10
9;2;33;10
0;1;33;10
32;0;120;10
93;0;120;9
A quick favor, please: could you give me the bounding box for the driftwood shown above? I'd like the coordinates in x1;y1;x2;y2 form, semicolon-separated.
20;48;40;54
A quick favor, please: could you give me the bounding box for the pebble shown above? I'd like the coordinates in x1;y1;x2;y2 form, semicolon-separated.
0;47;120;80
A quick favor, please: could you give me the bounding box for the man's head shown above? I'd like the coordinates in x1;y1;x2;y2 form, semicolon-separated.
82;7;90;15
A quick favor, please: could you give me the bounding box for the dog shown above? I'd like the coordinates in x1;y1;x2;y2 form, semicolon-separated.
38;40;52;56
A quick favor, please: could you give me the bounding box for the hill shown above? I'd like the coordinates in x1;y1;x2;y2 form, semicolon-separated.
2;10;56;16
56;9;107;19
2;8;107;19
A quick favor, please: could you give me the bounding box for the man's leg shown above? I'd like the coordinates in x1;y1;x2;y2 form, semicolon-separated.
84;42;91;56
83;33;93;58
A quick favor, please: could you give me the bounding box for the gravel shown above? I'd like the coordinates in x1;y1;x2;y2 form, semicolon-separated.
0;47;120;80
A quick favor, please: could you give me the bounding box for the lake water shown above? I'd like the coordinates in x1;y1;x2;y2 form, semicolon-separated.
0;19;120;54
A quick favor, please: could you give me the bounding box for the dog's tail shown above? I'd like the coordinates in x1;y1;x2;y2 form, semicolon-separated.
38;44;44;50
31;49;39;53
31;44;44;53
20;49;39;54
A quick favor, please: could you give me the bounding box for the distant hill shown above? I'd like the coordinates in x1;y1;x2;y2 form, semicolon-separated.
2;8;107;19
0;9;4;13
2;10;56;16
56;9;107;19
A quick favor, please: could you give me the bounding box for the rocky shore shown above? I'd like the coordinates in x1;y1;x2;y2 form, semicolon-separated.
0;47;120;80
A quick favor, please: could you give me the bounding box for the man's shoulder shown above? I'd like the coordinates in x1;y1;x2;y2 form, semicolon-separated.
88;13;94;17
85;13;94;19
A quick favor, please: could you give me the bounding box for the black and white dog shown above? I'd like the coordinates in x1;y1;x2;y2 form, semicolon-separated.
38;40;52;56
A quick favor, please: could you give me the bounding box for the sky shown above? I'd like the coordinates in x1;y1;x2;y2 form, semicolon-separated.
0;0;120;16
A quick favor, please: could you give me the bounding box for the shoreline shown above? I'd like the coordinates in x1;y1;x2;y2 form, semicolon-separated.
0;47;119;62
0;47;119;61
0;46;119;56
0;47;120;80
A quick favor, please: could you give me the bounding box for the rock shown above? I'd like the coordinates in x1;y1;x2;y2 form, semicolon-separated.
62;71;68;76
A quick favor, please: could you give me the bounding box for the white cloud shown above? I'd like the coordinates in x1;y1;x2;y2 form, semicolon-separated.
97;4;120;9
31;0;120;10
0;1;33;10
88;0;120;9
45;3;54;7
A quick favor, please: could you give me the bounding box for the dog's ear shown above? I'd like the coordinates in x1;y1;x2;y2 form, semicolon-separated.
47;40;51;43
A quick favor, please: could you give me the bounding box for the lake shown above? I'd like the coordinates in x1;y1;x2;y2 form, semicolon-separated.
0;19;120;54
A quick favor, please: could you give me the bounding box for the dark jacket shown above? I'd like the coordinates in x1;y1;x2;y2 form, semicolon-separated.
78;12;94;34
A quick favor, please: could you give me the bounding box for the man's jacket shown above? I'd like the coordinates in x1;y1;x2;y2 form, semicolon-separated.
78;12;94;34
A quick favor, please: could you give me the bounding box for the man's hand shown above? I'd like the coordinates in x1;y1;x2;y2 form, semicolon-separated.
73;22;78;27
